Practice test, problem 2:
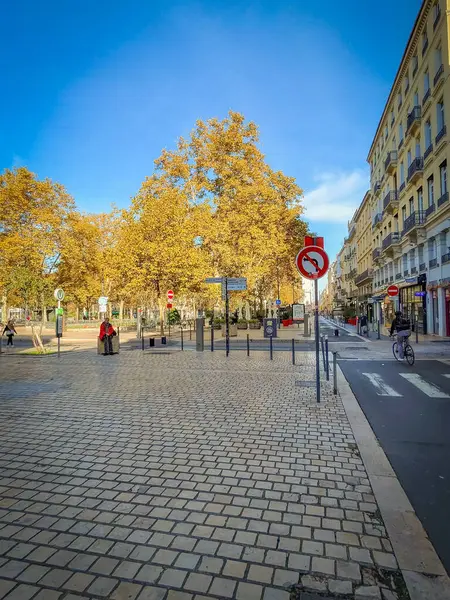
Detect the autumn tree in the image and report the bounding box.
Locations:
[0,167,74,320]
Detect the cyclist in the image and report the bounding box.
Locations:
[389,310,411,359]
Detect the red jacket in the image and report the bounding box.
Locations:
[99,322,116,340]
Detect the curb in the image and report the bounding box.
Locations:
[337,365,450,599]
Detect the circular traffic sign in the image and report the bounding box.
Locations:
[275,299,281,305]
[296,246,329,279]
[54,288,65,301]
[167,290,174,300]
[387,285,399,297]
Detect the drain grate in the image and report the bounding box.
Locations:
[295,381,316,388]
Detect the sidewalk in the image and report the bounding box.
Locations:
[0,350,448,599]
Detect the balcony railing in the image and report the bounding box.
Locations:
[398,138,404,150]
[373,181,381,194]
[372,213,383,228]
[437,191,449,207]
[384,151,398,172]
[419,262,426,271]
[429,258,438,268]
[403,269,409,276]
[383,190,398,211]
[442,253,450,264]
[424,144,433,160]
[355,269,374,285]
[433,8,441,30]
[399,181,406,193]
[434,64,444,86]
[382,231,401,250]
[407,157,424,182]
[436,125,447,145]
[425,203,436,217]
[389,275,394,282]
[406,106,421,133]
[395,273,402,280]
[402,210,426,234]
[411,266,418,274]
[422,88,431,105]
[372,248,381,261]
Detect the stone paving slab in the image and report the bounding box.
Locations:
[0,352,408,599]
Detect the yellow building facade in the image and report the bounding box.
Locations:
[354,192,374,318]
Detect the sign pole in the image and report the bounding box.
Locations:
[225,277,230,357]
[314,278,321,403]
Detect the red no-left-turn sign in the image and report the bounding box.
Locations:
[387,285,399,297]
[296,246,329,279]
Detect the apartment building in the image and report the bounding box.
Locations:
[354,192,374,319]
[343,217,358,311]
[367,0,450,335]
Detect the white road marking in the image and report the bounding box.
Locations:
[362,373,402,397]
[443,374,450,379]
[400,373,450,398]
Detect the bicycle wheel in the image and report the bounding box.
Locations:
[405,344,415,365]
[392,342,400,361]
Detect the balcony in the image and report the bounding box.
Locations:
[406,106,421,136]
[422,88,431,107]
[402,210,426,236]
[404,270,409,277]
[411,266,418,274]
[424,144,433,161]
[382,231,401,256]
[429,258,438,269]
[372,213,383,230]
[372,247,382,262]
[395,272,402,280]
[385,151,398,174]
[355,269,374,286]
[436,125,447,147]
[433,7,441,30]
[383,190,399,214]
[442,253,450,264]
[437,191,449,207]
[434,64,444,88]
[407,157,424,184]
[373,181,381,195]
[425,203,436,217]
[389,275,394,282]
[419,262,426,271]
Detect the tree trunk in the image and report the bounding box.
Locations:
[42,293,47,323]
[159,298,165,335]
[76,306,79,321]
[119,299,124,321]
[1,295,7,322]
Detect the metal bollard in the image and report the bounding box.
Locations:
[325,337,329,381]
[333,351,338,395]
[292,338,295,365]
[321,335,326,370]
[377,321,381,340]
[189,323,192,341]
[247,333,250,357]
[211,323,214,352]
[415,319,419,344]
[141,328,145,351]
[181,327,184,351]
[269,336,273,360]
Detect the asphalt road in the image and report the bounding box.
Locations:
[339,359,450,576]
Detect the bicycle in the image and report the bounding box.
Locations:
[391,333,415,365]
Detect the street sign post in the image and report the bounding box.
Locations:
[56,314,63,359]
[295,242,330,403]
[387,285,399,297]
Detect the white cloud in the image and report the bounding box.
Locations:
[302,170,369,223]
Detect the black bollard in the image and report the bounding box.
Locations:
[325,337,329,381]
[270,336,273,360]
[247,333,250,357]
[292,338,295,365]
[181,327,184,351]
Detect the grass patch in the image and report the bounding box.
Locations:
[19,348,57,356]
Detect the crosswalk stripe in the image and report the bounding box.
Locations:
[362,373,402,397]
[400,373,450,398]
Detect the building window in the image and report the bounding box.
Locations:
[437,99,445,132]
[409,197,414,215]
[422,31,429,55]
[424,70,430,93]
[413,90,419,107]
[428,175,434,206]
[440,160,447,194]
[415,138,421,157]
[425,120,432,148]
[399,122,404,142]
[407,150,412,167]
[400,162,405,185]
[418,187,424,212]
[402,205,407,226]
[412,55,418,76]
[398,92,403,108]
[391,110,395,125]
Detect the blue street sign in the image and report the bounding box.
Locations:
[275,299,281,305]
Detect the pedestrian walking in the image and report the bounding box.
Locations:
[359,314,368,336]
[2,320,17,346]
[99,317,117,355]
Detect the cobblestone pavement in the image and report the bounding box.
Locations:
[0,352,407,599]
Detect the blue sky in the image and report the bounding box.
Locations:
[2,0,422,263]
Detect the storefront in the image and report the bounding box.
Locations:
[399,275,427,334]
[428,278,450,337]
